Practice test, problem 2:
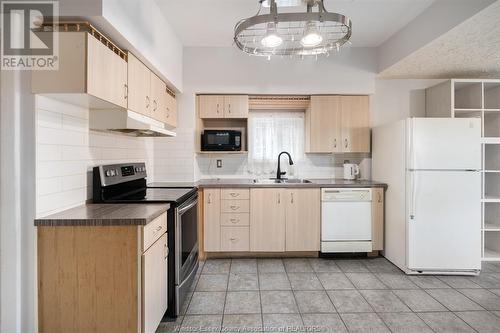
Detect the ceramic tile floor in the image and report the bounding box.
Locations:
[157,258,500,333]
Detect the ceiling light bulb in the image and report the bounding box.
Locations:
[301,21,323,48]
[261,22,282,48]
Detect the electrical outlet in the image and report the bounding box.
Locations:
[216,159,222,168]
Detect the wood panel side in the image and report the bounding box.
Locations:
[372,188,385,251]
[37,226,139,333]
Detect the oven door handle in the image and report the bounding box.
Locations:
[178,198,198,215]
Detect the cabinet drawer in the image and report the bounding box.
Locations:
[143,212,167,251]
[221,227,250,252]
[221,189,250,200]
[221,200,250,213]
[221,213,250,226]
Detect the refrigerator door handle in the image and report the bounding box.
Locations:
[410,171,416,220]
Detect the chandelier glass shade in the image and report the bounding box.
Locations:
[234,0,352,57]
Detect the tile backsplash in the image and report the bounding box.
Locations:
[196,153,371,180]
[35,96,155,217]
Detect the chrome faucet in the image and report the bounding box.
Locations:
[276,151,294,180]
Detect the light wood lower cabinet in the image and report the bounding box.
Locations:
[372,187,384,251]
[221,227,250,251]
[285,189,321,251]
[37,212,169,333]
[203,188,221,252]
[250,188,286,252]
[142,233,168,333]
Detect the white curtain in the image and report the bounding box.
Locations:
[248,111,305,177]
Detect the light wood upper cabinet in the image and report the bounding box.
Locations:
[307,96,342,153]
[372,187,384,251]
[32,32,127,109]
[203,189,221,252]
[306,95,370,153]
[149,73,165,121]
[224,95,249,118]
[199,95,249,119]
[164,91,177,128]
[340,95,370,153]
[285,189,320,251]
[199,95,225,118]
[142,233,168,333]
[87,34,127,108]
[250,189,286,252]
[127,52,151,117]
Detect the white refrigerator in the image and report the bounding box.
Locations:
[372,118,482,275]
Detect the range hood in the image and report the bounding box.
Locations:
[89,109,176,137]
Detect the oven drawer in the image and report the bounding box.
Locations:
[221,189,250,200]
[221,200,250,213]
[221,213,250,226]
[221,227,250,252]
[143,212,168,252]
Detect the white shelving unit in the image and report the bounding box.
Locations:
[427,79,500,262]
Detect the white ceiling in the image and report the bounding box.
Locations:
[156,0,435,48]
[378,1,500,78]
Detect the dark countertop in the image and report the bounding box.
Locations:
[35,203,170,227]
[195,178,387,189]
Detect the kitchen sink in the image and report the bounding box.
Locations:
[253,178,312,184]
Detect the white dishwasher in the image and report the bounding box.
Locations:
[321,188,373,253]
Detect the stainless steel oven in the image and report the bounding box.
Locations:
[174,192,199,315]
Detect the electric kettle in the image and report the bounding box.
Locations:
[343,161,360,180]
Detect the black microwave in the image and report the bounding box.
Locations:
[202,130,242,151]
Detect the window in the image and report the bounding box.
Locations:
[248,111,304,176]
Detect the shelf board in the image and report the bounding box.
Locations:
[484,223,500,231]
[484,109,500,112]
[482,196,500,202]
[454,108,483,112]
[484,170,500,173]
[482,138,500,144]
[196,151,248,155]
[483,248,500,261]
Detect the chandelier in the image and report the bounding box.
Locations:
[234,0,352,58]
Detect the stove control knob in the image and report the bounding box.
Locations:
[113,169,118,176]
[105,170,112,177]
[135,167,139,172]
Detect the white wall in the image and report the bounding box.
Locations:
[153,46,378,182]
[100,0,183,90]
[36,96,156,217]
[372,79,445,128]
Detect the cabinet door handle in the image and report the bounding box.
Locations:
[230,218,239,224]
[344,138,348,149]
[278,193,281,204]
[216,103,220,114]
[164,243,169,259]
[378,192,382,203]
[146,96,150,108]
[230,205,239,210]
[208,193,211,204]
[124,84,128,100]
[230,192,239,197]
[166,107,170,118]
[229,238,238,242]
[333,138,337,148]
[228,103,231,114]
[291,192,294,204]
[153,100,157,112]
[155,225,162,232]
